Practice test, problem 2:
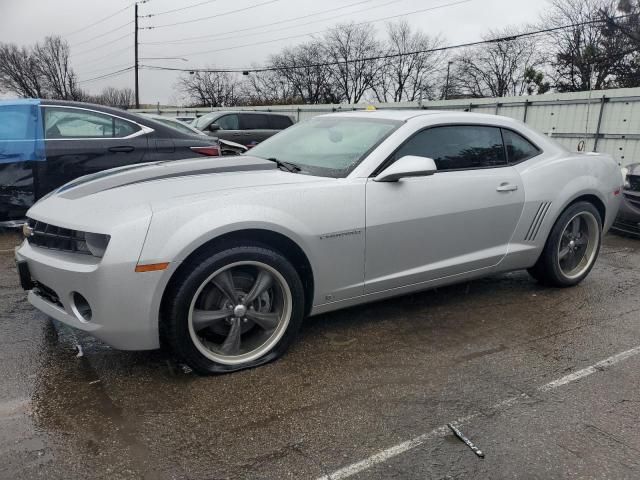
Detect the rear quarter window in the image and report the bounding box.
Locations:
[240,114,269,130]
[502,129,541,164]
[269,114,293,129]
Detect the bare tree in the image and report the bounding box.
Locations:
[0,44,46,98]
[600,0,640,87]
[270,41,340,103]
[374,21,446,102]
[34,36,82,100]
[93,87,135,108]
[451,28,546,98]
[176,69,241,107]
[0,36,83,100]
[542,0,622,92]
[241,69,298,105]
[323,23,383,103]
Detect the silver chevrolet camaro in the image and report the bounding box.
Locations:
[15,110,623,374]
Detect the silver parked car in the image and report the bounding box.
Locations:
[15,111,623,374]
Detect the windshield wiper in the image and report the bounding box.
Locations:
[266,157,301,173]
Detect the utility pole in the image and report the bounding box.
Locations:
[134,2,140,109]
[443,61,453,100]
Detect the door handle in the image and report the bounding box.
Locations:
[108,146,134,153]
[496,183,518,192]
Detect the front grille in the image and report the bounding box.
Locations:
[26,218,90,255]
[33,282,63,307]
[628,175,640,192]
[624,193,640,210]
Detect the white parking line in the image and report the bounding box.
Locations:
[538,345,640,391]
[316,345,640,480]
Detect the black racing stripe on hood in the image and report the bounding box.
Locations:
[57,156,277,200]
[108,160,277,190]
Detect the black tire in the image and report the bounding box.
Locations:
[528,201,602,287]
[162,245,305,375]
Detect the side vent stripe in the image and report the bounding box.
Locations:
[531,202,552,241]
[525,203,545,241]
[525,202,552,242]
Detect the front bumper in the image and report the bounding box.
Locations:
[15,227,167,351]
[612,192,640,237]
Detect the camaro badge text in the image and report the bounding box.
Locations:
[319,230,362,240]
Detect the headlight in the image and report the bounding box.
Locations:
[85,232,110,258]
[25,218,110,258]
[625,175,631,189]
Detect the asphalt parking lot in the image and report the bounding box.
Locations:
[1,231,640,480]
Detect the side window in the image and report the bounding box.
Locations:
[43,107,139,139]
[115,118,140,137]
[269,114,293,129]
[240,113,269,130]
[394,125,506,171]
[216,114,239,130]
[502,129,540,163]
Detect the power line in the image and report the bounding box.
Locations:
[141,0,394,46]
[149,0,471,58]
[143,0,220,17]
[69,21,133,49]
[71,31,133,57]
[76,62,134,77]
[65,3,132,36]
[75,45,133,67]
[144,0,283,29]
[140,14,634,75]
[78,66,134,84]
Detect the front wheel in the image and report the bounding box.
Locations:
[163,245,305,374]
[528,201,602,287]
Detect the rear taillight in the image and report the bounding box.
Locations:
[190,145,220,156]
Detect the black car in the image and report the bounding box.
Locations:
[612,163,640,237]
[0,99,223,225]
[192,111,294,147]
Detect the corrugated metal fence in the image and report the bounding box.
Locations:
[134,87,640,167]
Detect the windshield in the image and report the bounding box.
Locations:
[248,116,401,178]
[193,113,217,130]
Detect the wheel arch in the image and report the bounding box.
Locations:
[160,228,315,321]
[563,193,606,225]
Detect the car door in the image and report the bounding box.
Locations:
[364,125,525,294]
[38,106,148,197]
[239,113,271,146]
[208,113,242,143]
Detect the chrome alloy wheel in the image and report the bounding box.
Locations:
[557,211,600,280]
[187,261,292,365]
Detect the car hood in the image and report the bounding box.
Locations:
[55,155,279,200]
[27,156,327,230]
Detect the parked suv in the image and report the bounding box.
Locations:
[192,111,294,147]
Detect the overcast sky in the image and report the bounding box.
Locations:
[0,0,548,105]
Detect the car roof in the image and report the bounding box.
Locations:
[200,110,291,117]
[322,109,526,126]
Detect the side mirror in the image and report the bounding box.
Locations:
[208,123,220,132]
[374,155,438,182]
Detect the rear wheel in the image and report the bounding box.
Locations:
[164,245,305,374]
[528,201,602,287]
